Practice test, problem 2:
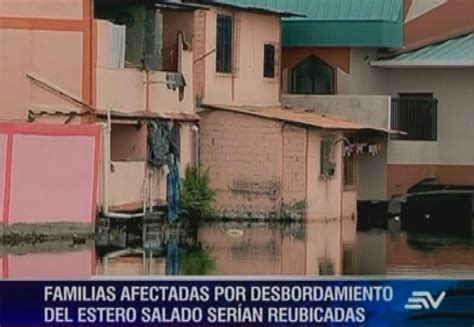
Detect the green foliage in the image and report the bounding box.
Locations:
[179,246,215,275]
[179,165,217,221]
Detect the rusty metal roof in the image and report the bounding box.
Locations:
[95,110,200,122]
[201,104,399,133]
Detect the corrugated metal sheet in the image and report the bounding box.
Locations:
[372,33,474,67]
[203,0,401,21]
[283,0,402,22]
[395,33,474,61]
[281,0,403,47]
[283,20,402,47]
[202,104,399,133]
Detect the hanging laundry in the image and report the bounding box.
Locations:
[344,145,352,157]
[148,120,180,167]
[167,161,181,224]
[166,236,179,275]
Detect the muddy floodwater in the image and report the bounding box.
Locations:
[1,220,474,278]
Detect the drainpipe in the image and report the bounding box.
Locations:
[101,109,146,219]
[192,124,200,165]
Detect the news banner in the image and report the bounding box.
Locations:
[0,279,473,326]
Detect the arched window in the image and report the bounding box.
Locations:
[291,55,335,94]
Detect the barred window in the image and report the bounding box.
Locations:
[216,14,232,73]
[263,44,275,78]
[391,93,438,141]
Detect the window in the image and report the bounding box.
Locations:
[391,93,438,141]
[216,14,232,73]
[320,139,336,178]
[292,55,334,94]
[263,44,275,78]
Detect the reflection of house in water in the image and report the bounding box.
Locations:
[198,220,357,276]
[0,244,94,278]
[385,233,474,276]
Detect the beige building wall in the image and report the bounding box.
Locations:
[197,6,281,107]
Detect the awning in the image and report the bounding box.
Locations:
[200,104,402,134]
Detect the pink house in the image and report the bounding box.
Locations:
[0,0,202,232]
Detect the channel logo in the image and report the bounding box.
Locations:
[404,291,446,310]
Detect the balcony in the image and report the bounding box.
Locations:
[95,19,194,117]
[281,94,391,130]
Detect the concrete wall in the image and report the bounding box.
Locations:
[282,95,391,130]
[197,7,280,107]
[381,68,474,195]
[200,110,284,218]
[200,110,351,220]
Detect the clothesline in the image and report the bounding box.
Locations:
[344,143,382,157]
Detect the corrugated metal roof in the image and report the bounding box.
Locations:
[282,0,402,22]
[201,104,399,133]
[371,33,474,68]
[281,0,404,47]
[283,20,402,47]
[199,0,401,21]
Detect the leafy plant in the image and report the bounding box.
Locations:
[179,165,216,221]
[179,246,215,275]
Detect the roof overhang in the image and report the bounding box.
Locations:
[200,104,402,134]
[371,59,474,68]
[95,110,200,122]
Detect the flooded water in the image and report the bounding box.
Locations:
[2,219,474,278]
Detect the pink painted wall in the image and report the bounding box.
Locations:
[306,130,344,221]
[0,28,83,120]
[5,250,93,278]
[10,135,95,223]
[198,7,280,107]
[96,20,195,115]
[1,123,99,224]
[0,0,83,20]
[0,134,5,216]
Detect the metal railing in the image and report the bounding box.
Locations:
[390,97,438,141]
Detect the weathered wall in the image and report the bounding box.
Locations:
[281,125,307,217]
[200,110,284,218]
[197,7,280,106]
